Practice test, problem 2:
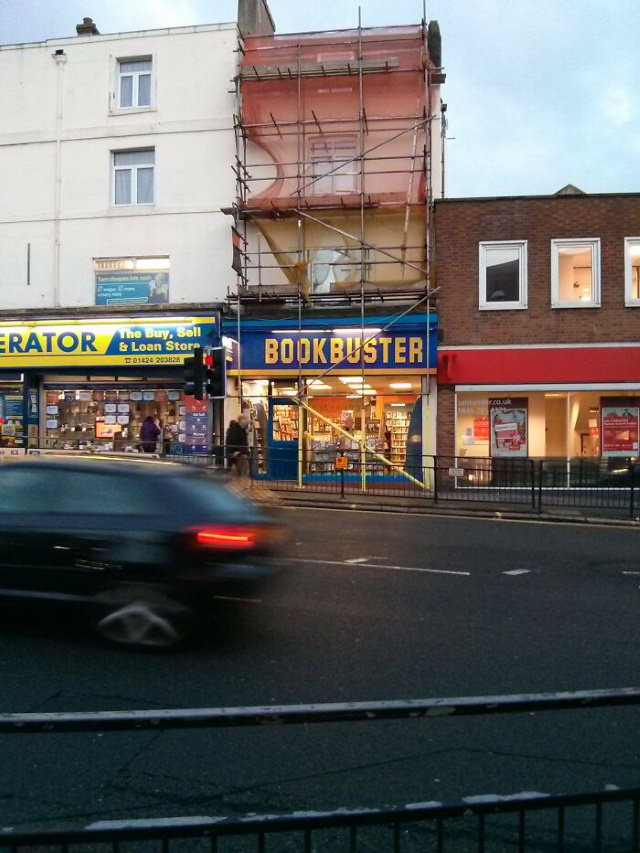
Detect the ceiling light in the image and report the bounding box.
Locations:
[389,382,413,389]
[308,381,331,389]
[340,377,368,385]
[390,403,406,407]
[333,327,381,335]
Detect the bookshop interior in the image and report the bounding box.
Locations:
[240,374,422,476]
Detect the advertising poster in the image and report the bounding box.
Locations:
[473,416,490,440]
[601,405,639,457]
[95,271,170,306]
[489,398,528,457]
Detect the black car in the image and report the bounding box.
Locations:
[0,455,285,648]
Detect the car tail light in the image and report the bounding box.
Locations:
[189,524,282,551]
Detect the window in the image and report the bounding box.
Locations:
[479,241,527,310]
[551,238,600,307]
[118,58,152,109]
[624,238,640,306]
[113,149,154,206]
[309,137,358,194]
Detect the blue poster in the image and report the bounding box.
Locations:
[96,271,170,306]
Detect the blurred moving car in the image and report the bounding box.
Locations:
[0,455,286,648]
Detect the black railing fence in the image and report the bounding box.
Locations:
[200,449,640,517]
[22,447,640,517]
[1,688,640,851]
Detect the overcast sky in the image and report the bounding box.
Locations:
[2,0,638,198]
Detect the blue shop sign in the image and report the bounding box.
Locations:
[224,316,437,375]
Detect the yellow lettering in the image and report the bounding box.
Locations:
[280,338,294,364]
[408,337,423,363]
[346,337,361,364]
[313,338,327,363]
[394,337,407,364]
[330,337,344,364]
[297,338,311,364]
[265,338,279,364]
[363,339,377,364]
[378,337,392,362]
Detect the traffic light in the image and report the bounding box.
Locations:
[183,346,205,400]
[205,346,226,398]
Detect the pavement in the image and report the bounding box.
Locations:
[251,484,640,527]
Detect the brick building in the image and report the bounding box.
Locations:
[434,190,640,464]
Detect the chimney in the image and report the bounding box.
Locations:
[76,17,100,36]
[237,0,275,37]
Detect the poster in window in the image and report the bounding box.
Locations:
[601,405,639,457]
[489,398,528,457]
[95,271,169,306]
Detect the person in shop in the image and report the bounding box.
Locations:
[225,413,250,476]
[139,415,161,453]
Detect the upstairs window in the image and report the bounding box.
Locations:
[479,241,528,310]
[309,137,358,195]
[624,238,640,306]
[551,238,600,308]
[118,58,152,109]
[113,149,154,206]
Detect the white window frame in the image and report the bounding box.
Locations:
[624,237,640,306]
[478,240,528,310]
[112,149,155,207]
[111,55,155,114]
[551,238,601,308]
[309,136,358,195]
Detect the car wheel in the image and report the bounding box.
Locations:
[91,587,195,649]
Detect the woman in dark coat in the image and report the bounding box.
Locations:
[139,416,161,453]
[225,414,249,475]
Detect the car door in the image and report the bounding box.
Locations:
[0,462,170,603]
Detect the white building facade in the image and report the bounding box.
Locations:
[0,18,239,452]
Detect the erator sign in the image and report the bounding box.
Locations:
[0,317,217,368]
[264,335,424,366]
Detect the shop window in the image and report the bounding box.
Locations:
[113,149,154,206]
[479,241,527,310]
[551,238,600,308]
[309,137,358,195]
[116,57,153,110]
[94,256,169,306]
[624,238,640,306]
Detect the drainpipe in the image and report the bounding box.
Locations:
[52,49,67,308]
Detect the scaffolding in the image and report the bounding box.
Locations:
[226,14,445,486]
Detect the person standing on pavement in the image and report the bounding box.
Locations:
[139,415,161,453]
[225,413,250,476]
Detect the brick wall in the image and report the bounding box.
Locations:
[433,193,640,347]
[433,192,640,458]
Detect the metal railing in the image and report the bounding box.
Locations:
[1,688,640,851]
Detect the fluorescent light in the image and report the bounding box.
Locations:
[340,377,368,385]
[308,380,331,389]
[346,394,362,398]
[333,327,381,335]
[389,382,413,390]
[361,389,376,395]
[390,403,406,407]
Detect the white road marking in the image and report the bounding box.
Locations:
[622,571,640,576]
[285,557,470,576]
[503,569,531,576]
[345,557,374,563]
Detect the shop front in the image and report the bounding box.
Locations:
[439,343,640,481]
[224,314,438,482]
[0,315,218,454]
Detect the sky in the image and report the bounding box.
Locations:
[1,0,638,199]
